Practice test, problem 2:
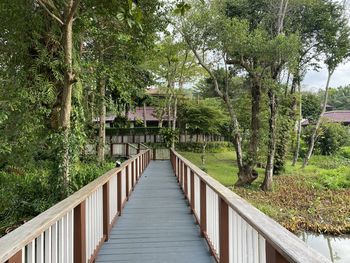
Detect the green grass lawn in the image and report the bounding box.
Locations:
[179,149,350,234]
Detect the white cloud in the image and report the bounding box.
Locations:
[303,62,350,91]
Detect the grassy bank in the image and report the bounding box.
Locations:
[179,150,350,235]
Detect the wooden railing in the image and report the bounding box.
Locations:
[110,143,139,157]
[0,150,151,263]
[170,150,330,263]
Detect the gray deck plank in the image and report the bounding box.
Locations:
[95,160,214,263]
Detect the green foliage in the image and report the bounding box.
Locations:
[178,99,228,136]
[0,160,114,237]
[339,146,350,159]
[300,123,350,157]
[0,162,57,237]
[317,123,350,155]
[70,161,115,192]
[160,128,179,148]
[302,92,322,122]
[176,142,233,153]
[327,85,350,110]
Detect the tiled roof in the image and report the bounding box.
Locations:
[94,107,172,122]
[322,110,350,123]
[128,106,172,121]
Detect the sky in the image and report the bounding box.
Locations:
[303,62,350,91]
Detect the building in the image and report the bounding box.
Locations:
[301,110,350,126]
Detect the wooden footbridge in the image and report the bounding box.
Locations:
[0,149,330,263]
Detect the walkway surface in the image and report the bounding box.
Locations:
[96,160,214,263]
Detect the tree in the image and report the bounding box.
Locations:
[303,6,350,167]
[327,85,350,110]
[178,99,228,165]
[175,0,299,190]
[301,93,322,122]
[145,35,201,147]
[289,0,350,165]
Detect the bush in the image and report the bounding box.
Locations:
[175,141,232,153]
[339,146,350,159]
[317,123,350,155]
[0,166,56,237]
[70,161,115,192]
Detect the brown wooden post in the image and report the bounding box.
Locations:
[181,162,185,190]
[126,165,129,200]
[178,160,182,184]
[176,158,179,180]
[126,143,129,157]
[266,242,289,263]
[219,198,229,263]
[184,165,188,197]
[137,143,140,154]
[103,182,110,240]
[136,158,139,180]
[190,170,195,212]
[6,250,22,263]
[117,171,122,215]
[153,148,156,160]
[74,200,86,263]
[200,180,207,236]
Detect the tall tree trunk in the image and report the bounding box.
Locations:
[38,0,80,194]
[60,2,76,189]
[303,70,332,167]
[201,137,207,166]
[247,79,261,169]
[292,80,302,166]
[97,79,106,163]
[261,89,277,191]
[182,39,256,185]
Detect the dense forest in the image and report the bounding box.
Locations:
[1,0,350,237]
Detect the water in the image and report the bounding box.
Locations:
[298,232,350,263]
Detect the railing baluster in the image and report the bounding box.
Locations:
[184,164,188,198]
[103,182,110,240]
[27,240,35,263]
[126,165,130,199]
[131,160,135,189]
[190,170,195,212]
[36,233,44,263]
[44,228,52,263]
[117,171,122,215]
[200,180,207,236]
[219,198,229,263]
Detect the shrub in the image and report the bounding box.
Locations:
[317,123,350,155]
[339,146,350,159]
[160,128,179,148]
[70,161,115,192]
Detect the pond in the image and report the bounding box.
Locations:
[298,232,350,263]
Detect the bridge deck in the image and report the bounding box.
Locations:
[96,160,214,263]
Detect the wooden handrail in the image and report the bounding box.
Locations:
[0,150,151,263]
[171,149,330,263]
[127,143,139,150]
